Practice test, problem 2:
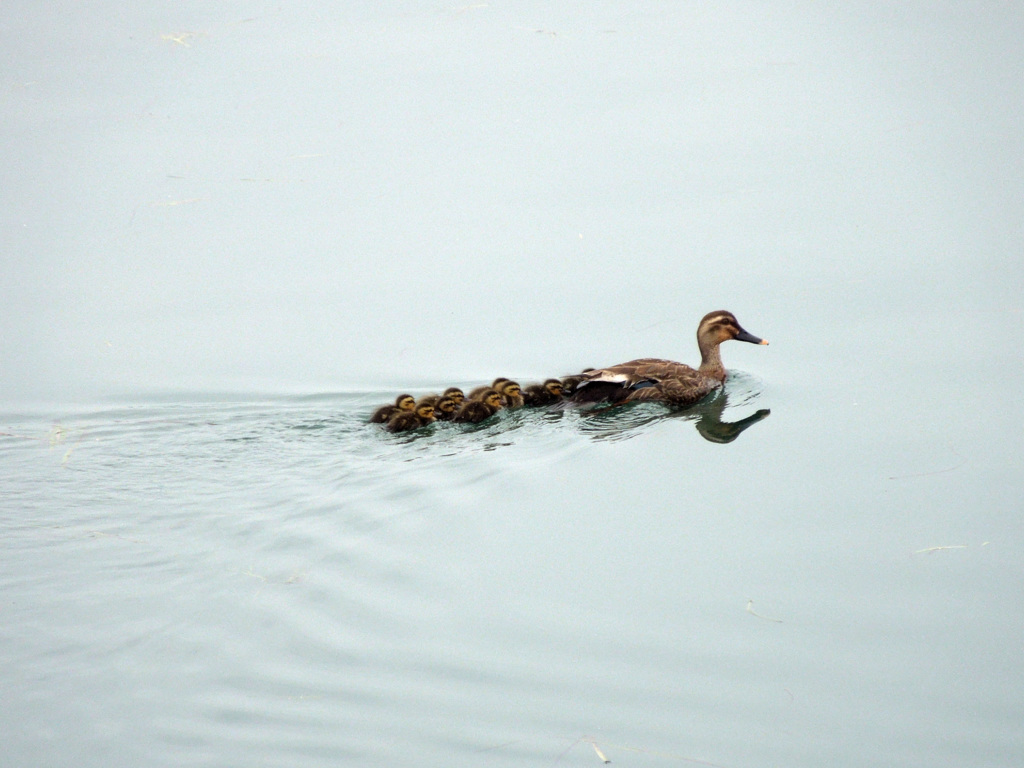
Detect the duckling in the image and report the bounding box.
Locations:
[523,378,564,406]
[386,402,436,433]
[433,395,459,421]
[495,379,524,409]
[369,393,417,423]
[467,378,513,400]
[559,369,594,397]
[416,394,440,409]
[453,389,504,423]
[466,382,499,401]
[572,311,768,407]
[442,387,465,406]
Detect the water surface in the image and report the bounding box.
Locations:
[4,365,1023,767]
[3,2,1024,766]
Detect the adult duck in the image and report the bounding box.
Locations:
[572,311,768,407]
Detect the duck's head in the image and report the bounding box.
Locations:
[415,403,436,421]
[491,377,510,391]
[698,311,768,347]
[396,394,416,411]
[498,380,521,399]
[443,387,465,405]
[435,396,458,417]
[543,379,564,397]
[478,389,503,410]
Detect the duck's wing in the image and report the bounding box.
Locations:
[575,358,719,406]
[572,358,680,403]
[581,358,693,387]
[624,373,718,406]
[623,360,722,405]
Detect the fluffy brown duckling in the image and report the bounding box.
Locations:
[495,379,524,409]
[369,393,416,424]
[559,369,594,397]
[466,379,508,402]
[386,402,436,433]
[523,378,564,406]
[572,311,768,407]
[453,389,504,423]
[443,387,465,406]
[433,395,459,421]
[465,385,489,401]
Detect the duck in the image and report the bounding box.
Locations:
[571,311,768,407]
[559,369,594,397]
[433,395,459,421]
[369,393,416,424]
[465,385,489,401]
[467,378,511,402]
[386,402,437,433]
[442,387,465,406]
[523,378,564,406]
[453,389,504,423]
[494,380,524,409]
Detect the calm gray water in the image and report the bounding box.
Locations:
[3,2,1024,766]
[4,359,1023,767]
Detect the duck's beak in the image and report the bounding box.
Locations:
[736,329,768,345]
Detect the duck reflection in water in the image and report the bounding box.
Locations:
[574,384,770,444]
